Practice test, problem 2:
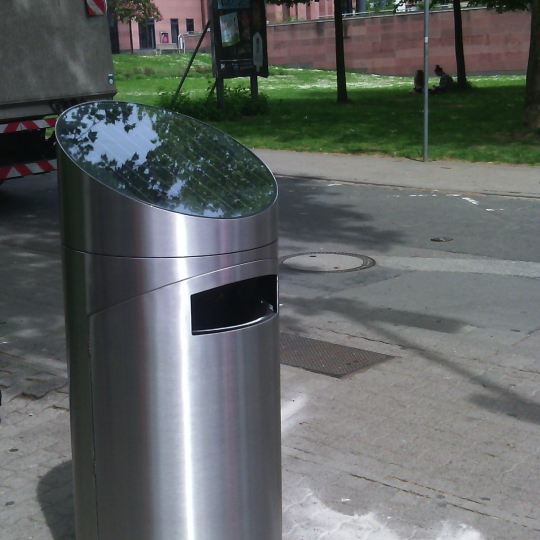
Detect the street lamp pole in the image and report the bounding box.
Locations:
[423,0,429,162]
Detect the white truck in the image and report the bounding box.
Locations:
[0,1,117,184]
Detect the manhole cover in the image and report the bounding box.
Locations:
[280,333,393,377]
[431,237,453,243]
[280,252,375,273]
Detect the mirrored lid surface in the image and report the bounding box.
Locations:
[56,101,277,218]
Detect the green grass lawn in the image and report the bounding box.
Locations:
[113,54,539,165]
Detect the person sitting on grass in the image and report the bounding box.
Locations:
[409,69,424,94]
[430,64,454,93]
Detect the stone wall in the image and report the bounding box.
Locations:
[267,8,531,76]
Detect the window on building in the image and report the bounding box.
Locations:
[342,0,353,14]
[171,18,179,45]
[186,18,194,33]
[139,18,156,49]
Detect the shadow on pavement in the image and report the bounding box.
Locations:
[469,393,540,425]
[281,292,540,426]
[37,460,75,540]
[280,288,468,335]
[377,319,540,426]
[278,177,405,250]
[0,175,66,363]
[0,175,60,254]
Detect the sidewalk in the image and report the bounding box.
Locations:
[254,149,540,198]
[271,154,540,540]
[1,155,540,540]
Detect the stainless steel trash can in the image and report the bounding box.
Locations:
[56,101,281,540]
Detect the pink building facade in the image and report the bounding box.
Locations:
[115,3,531,76]
[265,0,335,23]
[116,0,210,51]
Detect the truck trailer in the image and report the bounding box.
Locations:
[0,0,117,184]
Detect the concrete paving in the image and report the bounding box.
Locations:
[1,153,540,540]
[254,149,540,198]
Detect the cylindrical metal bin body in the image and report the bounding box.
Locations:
[56,102,281,540]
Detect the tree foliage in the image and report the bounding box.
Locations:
[108,0,162,54]
[108,0,162,24]
[469,0,529,13]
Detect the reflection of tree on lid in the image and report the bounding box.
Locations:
[56,102,276,218]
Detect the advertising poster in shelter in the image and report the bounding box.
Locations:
[210,0,269,79]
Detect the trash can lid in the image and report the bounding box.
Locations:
[56,101,277,219]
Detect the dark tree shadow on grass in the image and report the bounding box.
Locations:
[236,85,537,163]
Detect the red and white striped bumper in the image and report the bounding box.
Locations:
[86,0,106,16]
[0,118,57,180]
[0,118,56,134]
[0,161,57,181]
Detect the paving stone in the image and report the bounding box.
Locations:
[4,174,540,540]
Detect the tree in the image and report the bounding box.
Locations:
[334,0,349,102]
[108,0,162,54]
[267,0,349,102]
[525,0,540,128]
[394,0,468,87]
[451,0,468,88]
[470,0,538,129]
[411,0,468,88]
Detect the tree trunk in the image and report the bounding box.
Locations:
[129,20,134,54]
[334,0,348,103]
[524,0,540,129]
[452,0,467,88]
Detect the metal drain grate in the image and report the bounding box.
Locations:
[280,333,393,378]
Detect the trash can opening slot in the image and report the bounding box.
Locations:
[191,275,277,335]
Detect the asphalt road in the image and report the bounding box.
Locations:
[277,175,540,341]
[2,172,540,360]
[278,175,540,263]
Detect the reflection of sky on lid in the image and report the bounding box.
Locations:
[56,101,277,218]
